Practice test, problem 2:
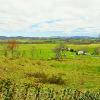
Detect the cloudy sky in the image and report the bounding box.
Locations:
[0,0,100,37]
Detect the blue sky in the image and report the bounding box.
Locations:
[0,0,100,37]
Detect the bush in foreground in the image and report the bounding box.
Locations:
[0,79,100,100]
[25,72,66,85]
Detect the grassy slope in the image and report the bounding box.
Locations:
[0,43,100,91]
[0,56,100,90]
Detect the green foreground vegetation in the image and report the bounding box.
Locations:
[0,42,100,99]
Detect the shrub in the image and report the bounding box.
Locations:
[25,72,66,85]
[93,47,100,55]
[47,75,66,85]
[0,79,15,100]
[25,72,47,79]
[0,79,100,100]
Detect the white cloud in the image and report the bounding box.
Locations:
[0,0,100,36]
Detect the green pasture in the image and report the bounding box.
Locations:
[0,43,100,59]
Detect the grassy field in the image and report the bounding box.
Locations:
[0,43,100,88]
[0,43,100,99]
[0,43,100,59]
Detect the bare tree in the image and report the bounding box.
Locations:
[7,40,18,57]
[53,43,65,60]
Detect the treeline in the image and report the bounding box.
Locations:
[0,41,55,44]
[0,37,100,44]
[65,38,100,44]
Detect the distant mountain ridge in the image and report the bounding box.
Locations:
[0,36,98,40]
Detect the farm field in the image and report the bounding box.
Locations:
[0,43,100,99]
